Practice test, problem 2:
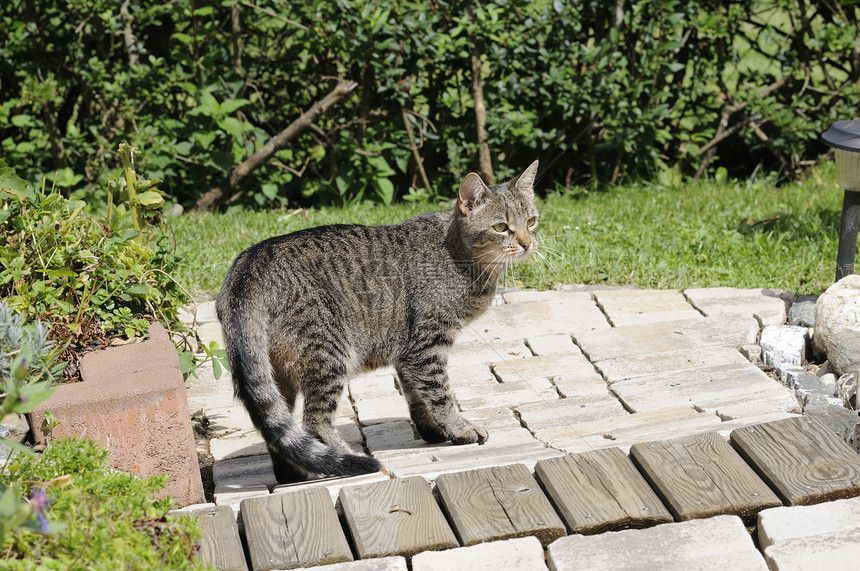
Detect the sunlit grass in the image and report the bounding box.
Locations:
[166,167,846,297]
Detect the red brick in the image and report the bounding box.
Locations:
[30,323,204,506]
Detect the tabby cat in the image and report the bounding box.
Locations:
[216,160,540,482]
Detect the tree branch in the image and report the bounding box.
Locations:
[470,44,494,185]
[194,80,357,211]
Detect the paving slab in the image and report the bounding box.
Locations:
[364,420,434,457]
[349,373,399,401]
[546,515,768,571]
[461,406,524,430]
[412,536,547,571]
[594,346,750,383]
[611,362,801,416]
[525,333,579,356]
[536,407,728,454]
[272,472,392,506]
[314,556,408,571]
[575,314,759,362]
[758,496,860,569]
[684,287,788,326]
[184,362,235,407]
[456,377,559,410]
[457,295,609,343]
[593,288,703,326]
[213,454,278,494]
[388,427,561,480]
[354,395,411,426]
[516,393,627,432]
[210,429,267,461]
[492,353,602,387]
[205,403,257,437]
[446,363,499,389]
[196,321,225,348]
[553,373,613,399]
[449,339,532,366]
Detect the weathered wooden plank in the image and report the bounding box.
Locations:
[195,505,249,571]
[240,487,353,570]
[534,448,673,534]
[435,463,565,546]
[339,476,459,559]
[629,431,781,522]
[731,415,860,506]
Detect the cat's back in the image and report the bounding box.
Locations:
[221,210,451,296]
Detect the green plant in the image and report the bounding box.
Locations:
[1,1,857,209]
[0,437,208,569]
[0,154,223,380]
[0,303,63,547]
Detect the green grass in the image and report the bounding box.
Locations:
[165,167,847,297]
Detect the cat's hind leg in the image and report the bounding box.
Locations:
[301,378,355,454]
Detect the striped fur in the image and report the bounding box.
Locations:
[216,161,540,481]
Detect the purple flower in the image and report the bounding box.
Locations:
[29,487,51,533]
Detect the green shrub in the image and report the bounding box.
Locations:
[0,437,208,570]
[1,1,856,208]
[0,153,224,379]
[0,158,183,341]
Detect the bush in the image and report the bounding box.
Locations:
[0,153,218,380]
[1,1,857,208]
[0,437,207,569]
[0,157,180,331]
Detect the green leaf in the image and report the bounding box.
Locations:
[261,183,279,201]
[194,131,217,149]
[220,98,251,115]
[125,284,151,295]
[10,382,55,414]
[374,178,395,205]
[171,32,194,45]
[136,190,164,207]
[11,115,33,127]
[218,116,244,140]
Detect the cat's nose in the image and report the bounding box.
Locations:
[518,233,532,250]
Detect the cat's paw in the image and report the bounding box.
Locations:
[448,422,488,445]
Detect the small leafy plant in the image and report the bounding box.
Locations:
[0,437,208,569]
[0,303,62,546]
[0,151,224,380]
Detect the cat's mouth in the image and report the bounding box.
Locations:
[511,241,537,263]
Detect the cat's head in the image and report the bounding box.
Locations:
[456,160,539,265]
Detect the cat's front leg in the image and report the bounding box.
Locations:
[395,356,488,445]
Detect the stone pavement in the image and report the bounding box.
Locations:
[178,286,860,569]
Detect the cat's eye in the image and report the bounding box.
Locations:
[492,222,509,233]
[527,217,538,227]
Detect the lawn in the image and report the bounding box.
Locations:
[165,166,846,297]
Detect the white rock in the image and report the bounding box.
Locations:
[759,324,808,370]
[813,275,860,375]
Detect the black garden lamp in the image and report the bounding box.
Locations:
[822,120,860,282]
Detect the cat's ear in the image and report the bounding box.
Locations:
[511,160,539,197]
[458,172,490,217]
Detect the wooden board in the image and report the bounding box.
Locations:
[195,505,249,571]
[534,448,673,534]
[241,488,353,570]
[339,476,459,559]
[630,431,781,522]
[435,463,565,546]
[731,415,860,505]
